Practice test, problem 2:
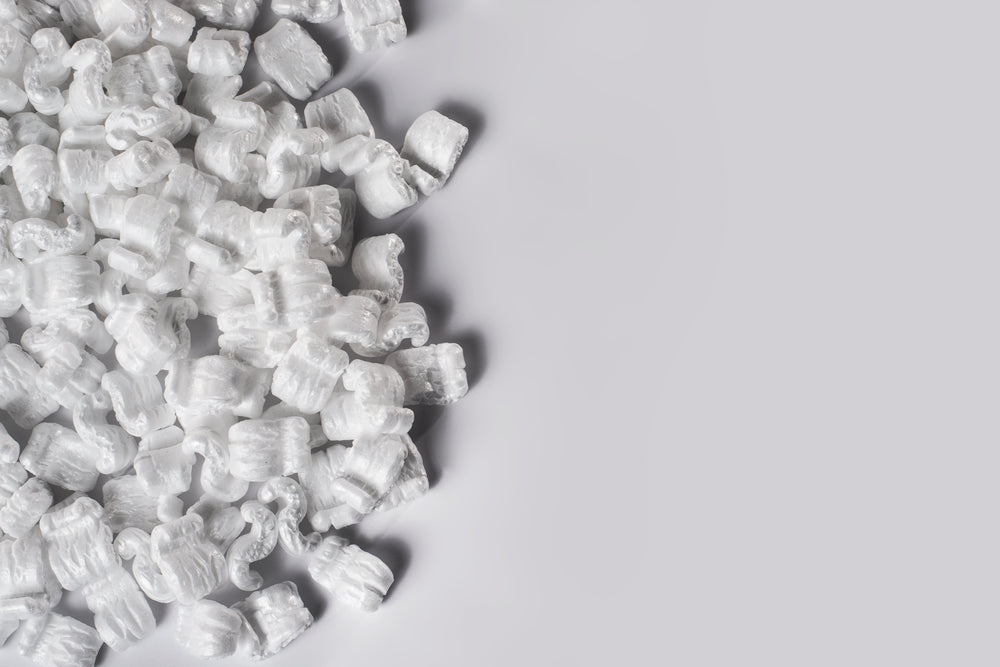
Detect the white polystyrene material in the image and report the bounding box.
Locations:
[342,0,407,52]
[258,477,320,556]
[226,500,277,592]
[38,496,118,591]
[308,536,393,612]
[0,6,473,661]
[0,528,62,618]
[150,514,226,605]
[18,613,102,667]
[232,581,313,660]
[176,600,244,658]
[253,19,331,100]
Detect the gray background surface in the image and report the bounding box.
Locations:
[11,1,1000,665]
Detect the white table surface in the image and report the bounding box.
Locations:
[7,1,1000,666]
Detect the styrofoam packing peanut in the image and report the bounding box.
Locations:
[0,461,26,512]
[342,0,407,53]
[34,340,107,410]
[181,264,253,317]
[375,433,430,511]
[350,301,430,357]
[320,360,413,441]
[114,527,175,603]
[194,98,264,183]
[0,424,17,464]
[320,433,409,529]
[0,222,24,318]
[133,425,194,498]
[228,416,311,482]
[105,137,180,190]
[232,581,313,660]
[150,514,227,604]
[159,164,221,235]
[165,355,269,420]
[258,127,327,199]
[273,0,340,23]
[38,496,118,590]
[253,18,331,101]
[22,254,100,318]
[340,138,417,219]
[22,28,70,116]
[21,308,113,359]
[261,401,328,448]
[20,422,100,491]
[10,215,94,261]
[245,207,312,272]
[258,477,320,556]
[234,81,298,156]
[186,497,246,553]
[188,27,250,77]
[0,528,62,618]
[249,258,340,330]
[123,240,190,296]
[105,93,202,150]
[17,612,102,667]
[74,390,137,475]
[106,194,178,279]
[386,342,470,405]
[401,110,471,195]
[9,112,58,152]
[0,24,32,114]
[62,38,116,125]
[104,293,197,375]
[92,0,152,58]
[304,88,374,172]
[351,232,405,306]
[101,369,176,437]
[149,0,196,48]
[218,326,296,369]
[0,345,58,429]
[271,331,349,414]
[308,535,393,612]
[0,477,51,539]
[82,564,155,651]
[274,185,357,267]
[102,475,171,534]
[11,144,57,217]
[226,499,277,592]
[185,199,256,273]
[175,599,244,659]
[181,72,241,122]
[179,0,262,31]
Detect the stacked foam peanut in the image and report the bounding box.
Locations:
[0,1,471,665]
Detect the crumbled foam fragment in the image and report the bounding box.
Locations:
[18,613,102,667]
[176,600,244,658]
[150,514,227,604]
[272,0,340,23]
[0,477,52,538]
[0,528,63,617]
[253,18,332,100]
[226,500,277,591]
[386,343,470,405]
[21,423,100,492]
[233,581,313,660]
[82,564,155,651]
[342,0,407,52]
[228,417,311,481]
[401,110,470,195]
[38,497,118,590]
[308,536,394,612]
